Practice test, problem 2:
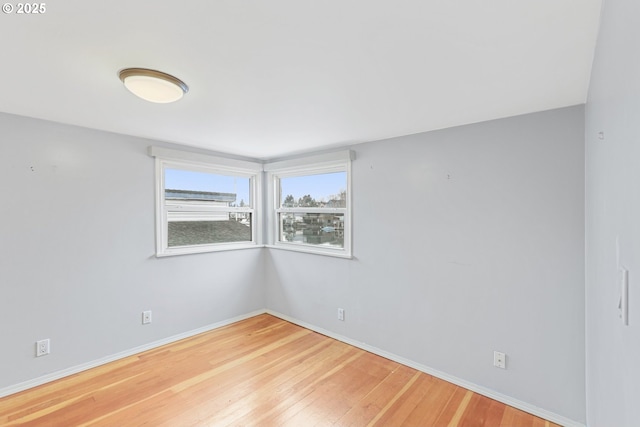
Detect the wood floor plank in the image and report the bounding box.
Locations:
[458,393,503,427]
[447,389,474,427]
[205,346,357,424]
[231,349,365,426]
[501,405,537,427]
[366,370,421,426]
[367,373,437,426]
[402,377,460,426]
[432,386,471,426]
[0,314,562,427]
[300,356,413,426]
[330,363,416,426]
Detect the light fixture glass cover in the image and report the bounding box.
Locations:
[119,68,188,103]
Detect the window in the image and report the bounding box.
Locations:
[149,147,261,256]
[267,151,353,258]
[149,147,352,258]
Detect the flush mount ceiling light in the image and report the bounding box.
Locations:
[118,68,189,103]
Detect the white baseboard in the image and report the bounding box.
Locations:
[0,309,267,399]
[266,310,585,427]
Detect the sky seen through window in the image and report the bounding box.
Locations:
[165,169,346,206]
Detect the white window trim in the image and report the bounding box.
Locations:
[149,147,263,257]
[148,147,354,258]
[266,150,354,258]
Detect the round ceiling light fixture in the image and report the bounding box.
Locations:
[118,68,189,103]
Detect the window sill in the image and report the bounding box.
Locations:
[265,244,353,259]
[156,242,263,257]
[155,243,354,259]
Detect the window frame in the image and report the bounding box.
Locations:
[149,147,262,257]
[266,150,353,258]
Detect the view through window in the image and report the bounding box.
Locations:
[277,171,347,250]
[165,168,253,247]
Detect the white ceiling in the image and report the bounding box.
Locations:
[0,0,602,159]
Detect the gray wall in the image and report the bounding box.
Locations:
[266,106,586,423]
[0,113,266,390]
[585,0,640,425]
[0,106,587,423]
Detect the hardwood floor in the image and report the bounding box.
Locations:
[0,314,560,426]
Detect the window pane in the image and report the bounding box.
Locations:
[165,168,250,207]
[280,172,346,208]
[279,212,344,248]
[168,213,252,247]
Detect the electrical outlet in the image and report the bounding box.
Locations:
[337,308,345,321]
[142,310,152,325]
[493,351,506,369]
[36,339,50,357]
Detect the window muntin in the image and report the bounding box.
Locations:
[155,159,258,256]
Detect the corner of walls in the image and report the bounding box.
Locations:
[265,106,586,424]
[0,113,266,392]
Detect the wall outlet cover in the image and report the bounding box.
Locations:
[493,351,506,369]
[142,310,152,325]
[36,339,50,357]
